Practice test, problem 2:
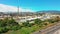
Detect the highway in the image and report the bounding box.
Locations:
[33,21,60,34]
[16,16,51,23]
[16,17,42,22]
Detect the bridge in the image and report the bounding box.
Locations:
[32,21,60,34]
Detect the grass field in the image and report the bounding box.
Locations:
[5,23,58,34]
[5,25,43,34]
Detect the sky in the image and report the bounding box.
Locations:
[0,0,60,12]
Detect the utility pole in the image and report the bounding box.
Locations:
[17,0,19,18]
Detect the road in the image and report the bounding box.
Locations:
[16,16,51,23]
[16,17,42,22]
[33,21,60,34]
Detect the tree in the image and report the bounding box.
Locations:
[34,19,42,24]
[0,27,9,33]
[6,18,21,31]
[22,21,29,27]
[55,16,60,22]
[0,17,21,33]
[11,25,21,31]
[0,19,6,27]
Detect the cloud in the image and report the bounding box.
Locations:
[0,4,33,12]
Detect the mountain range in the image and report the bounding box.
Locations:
[0,10,60,16]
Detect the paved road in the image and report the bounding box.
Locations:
[16,17,42,22]
[33,21,60,34]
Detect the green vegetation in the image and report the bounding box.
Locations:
[0,16,60,34]
[34,19,42,24]
[0,18,21,34]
